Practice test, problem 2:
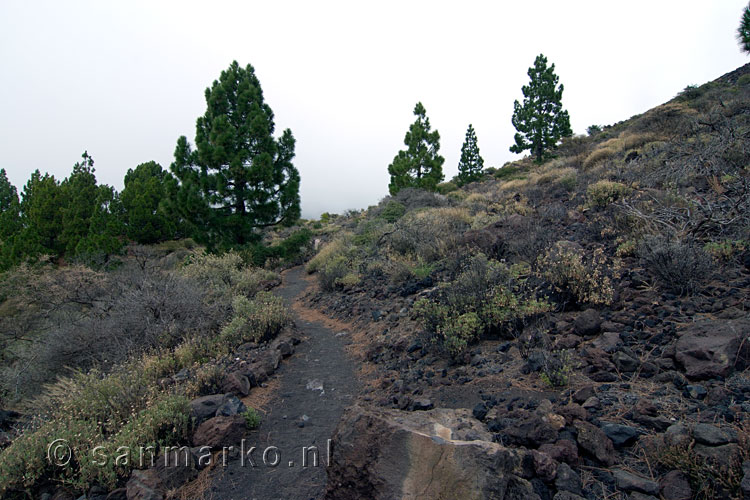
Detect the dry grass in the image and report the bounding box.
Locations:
[241,376,280,415]
[169,452,225,500]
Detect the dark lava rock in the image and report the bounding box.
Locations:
[613,469,659,495]
[600,422,640,448]
[659,470,692,500]
[410,398,434,411]
[692,423,735,446]
[555,462,582,495]
[574,309,602,337]
[684,384,707,399]
[472,402,488,421]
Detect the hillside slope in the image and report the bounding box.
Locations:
[307,64,750,500]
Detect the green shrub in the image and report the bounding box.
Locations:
[616,240,637,257]
[414,254,550,357]
[181,250,279,299]
[586,180,632,208]
[436,181,459,194]
[243,407,262,429]
[494,165,523,180]
[306,235,351,274]
[220,291,290,345]
[537,242,621,306]
[379,201,406,222]
[737,74,750,87]
[704,240,747,263]
[319,255,350,291]
[540,350,573,387]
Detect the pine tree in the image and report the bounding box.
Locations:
[20,170,64,257]
[457,124,484,186]
[75,185,124,260]
[510,54,572,163]
[739,2,750,54]
[60,151,98,255]
[0,169,21,270]
[0,169,21,241]
[388,102,445,195]
[170,61,301,248]
[121,161,174,244]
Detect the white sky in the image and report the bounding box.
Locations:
[1,1,748,218]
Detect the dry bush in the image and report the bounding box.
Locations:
[391,187,451,211]
[387,207,472,262]
[582,146,617,170]
[537,242,621,307]
[639,235,713,295]
[180,250,279,299]
[585,180,632,209]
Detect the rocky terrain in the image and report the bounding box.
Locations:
[301,64,750,500]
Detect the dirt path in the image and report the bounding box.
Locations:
[210,267,358,500]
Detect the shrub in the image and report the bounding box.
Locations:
[388,207,472,262]
[737,74,750,87]
[587,124,602,136]
[220,292,290,345]
[537,242,621,306]
[414,254,550,357]
[0,365,192,496]
[379,200,406,223]
[704,239,747,263]
[318,255,350,291]
[639,235,712,295]
[392,187,450,211]
[181,250,279,299]
[615,239,637,257]
[243,407,262,429]
[540,350,573,387]
[582,147,617,170]
[436,181,459,194]
[586,180,632,208]
[306,235,351,274]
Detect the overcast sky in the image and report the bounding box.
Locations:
[1,1,748,218]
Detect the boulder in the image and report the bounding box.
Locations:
[659,470,692,500]
[613,469,659,495]
[221,371,250,397]
[189,394,227,425]
[554,463,582,495]
[215,395,246,418]
[192,415,246,448]
[325,405,525,500]
[674,319,750,380]
[692,423,735,446]
[573,309,602,337]
[126,470,164,500]
[600,422,640,448]
[539,439,578,465]
[574,420,616,466]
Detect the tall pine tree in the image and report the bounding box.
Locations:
[20,170,64,257]
[121,161,174,244]
[170,61,301,248]
[0,169,21,270]
[510,54,572,163]
[388,102,444,195]
[60,151,98,255]
[739,2,750,54]
[457,124,484,186]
